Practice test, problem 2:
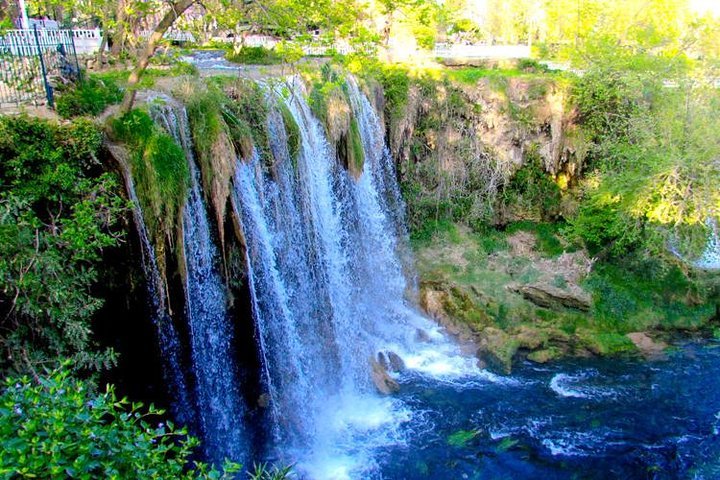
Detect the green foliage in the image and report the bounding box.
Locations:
[376,64,411,120]
[226,46,282,65]
[0,116,126,376]
[278,102,301,165]
[501,151,561,222]
[585,255,714,332]
[0,366,241,479]
[55,76,123,119]
[248,463,294,480]
[111,109,188,249]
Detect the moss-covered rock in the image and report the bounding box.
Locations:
[477,327,520,374]
[527,347,562,364]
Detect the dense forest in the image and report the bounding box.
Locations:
[1,0,719,478]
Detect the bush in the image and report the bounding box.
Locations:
[55,76,123,119]
[0,116,126,377]
[0,366,240,479]
[226,46,282,65]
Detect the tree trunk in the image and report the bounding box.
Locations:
[110,0,127,57]
[96,33,108,68]
[120,0,196,113]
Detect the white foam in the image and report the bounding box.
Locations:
[549,371,617,399]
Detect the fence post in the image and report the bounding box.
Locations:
[32,25,54,108]
[69,31,83,82]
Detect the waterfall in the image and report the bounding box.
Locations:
[694,219,720,270]
[670,218,720,271]
[231,76,479,478]
[149,98,250,465]
[116,150,196,429]
[130,78,481,477]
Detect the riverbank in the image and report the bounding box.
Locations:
[413,221,718,374]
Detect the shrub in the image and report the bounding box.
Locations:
[226,46,282,65]
[55,76,123,119]
[0,116,126,377]
[0,366,240,479]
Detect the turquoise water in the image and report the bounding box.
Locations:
[376,340,720,480]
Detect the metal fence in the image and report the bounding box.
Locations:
[0,27,82,108]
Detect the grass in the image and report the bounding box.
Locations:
[506,221,569,257]
[55,75,123,119]
[91,62,198,91]
[111,109,189,248]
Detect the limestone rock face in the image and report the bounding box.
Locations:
[370,356,400,395]
[510,283,592,311]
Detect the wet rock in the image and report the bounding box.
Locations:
[377,351,390,370]
[387,351,406,372]
[510,283,591,311]
[415,328,432,343]
[626,332,667,359]
[476,327,519,375]
[370,356,400,395]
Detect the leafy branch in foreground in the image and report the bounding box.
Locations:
[0,365,241,479]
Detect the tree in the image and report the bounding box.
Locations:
[120,0,196,112]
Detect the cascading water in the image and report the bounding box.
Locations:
[232,76,482,478]
[119,157,196,428]
[149,98,250,465]
[670,217,720,271]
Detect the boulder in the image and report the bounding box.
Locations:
[527,348,561,364]
[510,283,591,311]
[626,332,667,359]
[415,328,432,343]
[370,356,400,395]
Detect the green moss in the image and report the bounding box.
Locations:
[527,347,562,363]
[577,330,636,355]
[111,109,189,247]
[278,102,301,166]
[585,257,714,332]
[348,117,365,174]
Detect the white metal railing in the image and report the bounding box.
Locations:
[2,29,103,55]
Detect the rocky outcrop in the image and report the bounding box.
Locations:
[509,283,591,311]
[476,327,519,375]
